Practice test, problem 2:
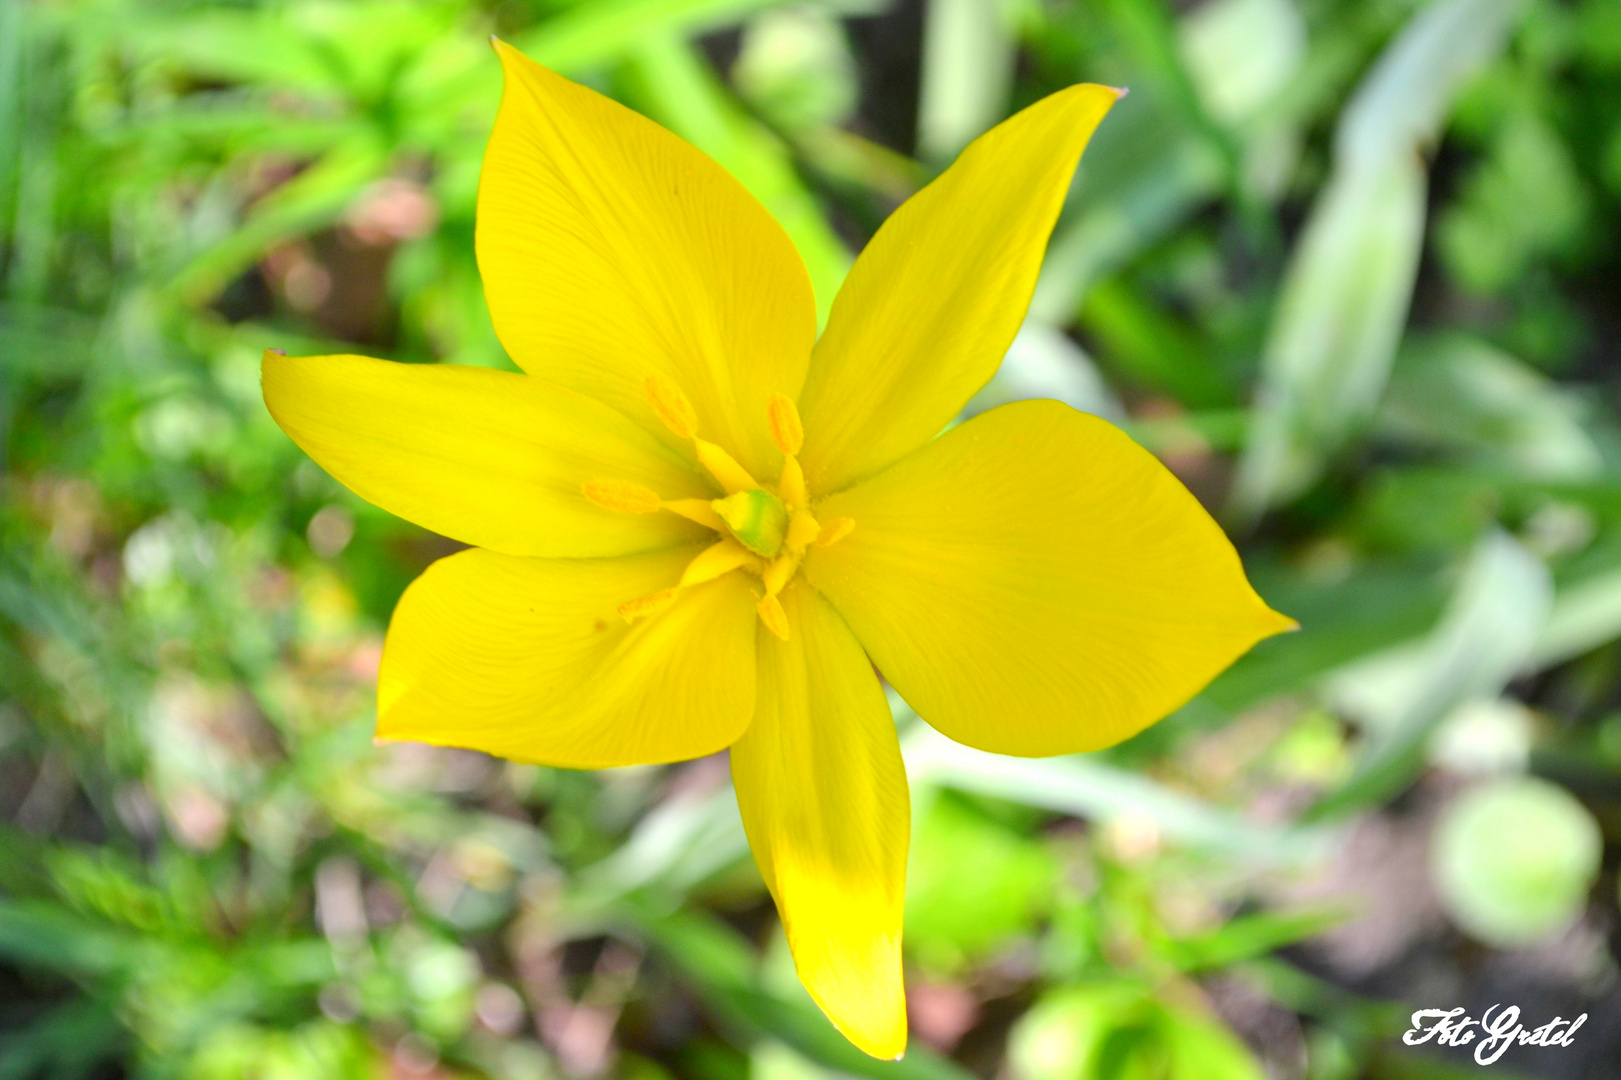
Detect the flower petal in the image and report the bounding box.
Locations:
[731,583,908,1059]
[478,41,817,479]
[796,83,1121,495]
[378,545,756,767]
[804,400,1294,757]
[263,352,713,558]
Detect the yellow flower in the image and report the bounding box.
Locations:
[262,42,1294,1059]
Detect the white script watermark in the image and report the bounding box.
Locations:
[1403,1005,1587,1065]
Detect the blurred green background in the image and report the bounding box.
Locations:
[3,0,1621,1076]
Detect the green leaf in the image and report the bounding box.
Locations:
[904,725,1331,867]
[1335,0,1532,169]
[733,6,859,132]
[168,138,389,306]
[1230,0,1531,520]
[1204,557,1447,717]
[1159,1001,1265,1080]
[1007,982,1153,1080]
[1178,0,1306,127]
[1228,153,1426,519]
[916,0,1017,163]
[0,901,139,978]
[0,997,122,1080]
[1008,983,1264,1080]
[1161,907,1346,973]
[905,792,1057,973]
[1030,102,1224,325]
[1438,106,1591,293]
[1311,531,1551,818]
[1531,539,1621,667]
[520,0,794,76]
[1377,334,1602,482]
[1077,276,1234,407]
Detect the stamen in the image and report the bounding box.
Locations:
[762,552,800,596]
[785,510,821,550]
[777,454,806,509]
[644,374,697,439]
[583,479,662,514]
[662,498,725,531]
[696,439,758,494]
[618,588,677,622]
[679,539,753,586]
[816,517,855,547]
[767,393,803,456]
[757,594,789,641]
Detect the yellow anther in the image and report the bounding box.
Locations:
[696,439,758,494]
[762,552,801,597]
[757,594,789,641]
[785,510,821,550]
[644,374,697,439]
[662,498,725,531]
[583,479,662,514]
[816,517,855,547]
[679,539,753,587]
[777,454,806,509]
[767,393,803,456]
[618,588,677,623]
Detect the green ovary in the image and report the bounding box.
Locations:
[713,488,789,558]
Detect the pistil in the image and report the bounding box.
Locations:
[695,440,757,494]
[713,489,789,557]
[679,539,758,586]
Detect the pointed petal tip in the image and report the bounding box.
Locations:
[490,36,524,66]
[260,348,286,387]
[819,991,905,1061]
[871,1034,909,1062]
[838,1024,907,1061]
[1111,85,1130,99]
[805,400,1302,756]
[1261,607,1300,635]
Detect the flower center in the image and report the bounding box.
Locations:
[714,489,788,558]
[580,377,853,641]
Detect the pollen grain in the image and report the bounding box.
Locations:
[583,479,662,514]
[644,374,697,438]
[618,588,677,623]
[767,393,804,456]
[816,517,855,548]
